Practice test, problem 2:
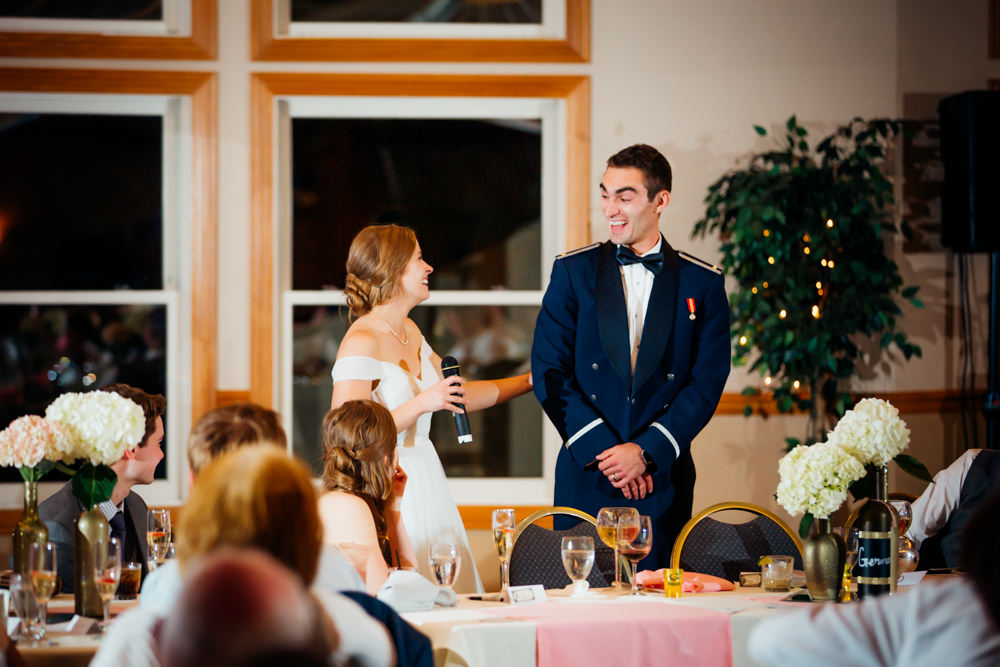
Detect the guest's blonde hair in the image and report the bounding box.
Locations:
[321,400,396,561]
[187,403,287,476]
[343,224,417,319]
[177,445,322,585]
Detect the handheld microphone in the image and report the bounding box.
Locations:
[440,356,473,444]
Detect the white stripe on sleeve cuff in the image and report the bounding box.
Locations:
[566,418,603,448]
[652,423,681,460]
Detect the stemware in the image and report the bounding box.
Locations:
[28,541,57,632]
[889,500,912,536]
[147,508,172,571]
[428,541,461,591]
[560,536,595,597]
[619,515,653,596]
[596,507,639,591]
[94,536,122,631]
[10,573,44,641]
[491,509,515,593]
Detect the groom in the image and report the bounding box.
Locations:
[531,144,731,568]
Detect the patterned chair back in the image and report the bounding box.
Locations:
[669,503,803,582]
[508,507,616,589]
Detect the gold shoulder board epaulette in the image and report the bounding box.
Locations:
[556,242,601,259]
[677,251,722,275]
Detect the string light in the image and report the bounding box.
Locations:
[752,286,758,294]
[792,380,801,390]
[764,376,773,385]
[818,288,824,296]
[768,256,775,264]
[826,219,834,228]
[762,281,769,288]
[779,309,787,319]
[821,259,828,267]
[811,305,820,318]
[803,247,811,255]
[739,335,748,345]
[803,234,811,243]
[763,229,771,237]
[815,281,822,289]
[828,260,835,268]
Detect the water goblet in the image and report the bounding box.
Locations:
[491,509,515,593]
[428,542,461,590]
[619,515,653,596]
[597,507,639,592]
[10,573,44,642]
[561,536,595,597]
[28,541,57,632]
[94,536,122,632]
[147,508,171,571]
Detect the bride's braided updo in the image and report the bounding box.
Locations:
[344,224,417,320]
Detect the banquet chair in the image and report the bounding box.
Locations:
[669,502,803,582]
[508,507,617,589]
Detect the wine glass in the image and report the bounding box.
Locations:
[619,515,653,596]
[28,541,57,632]
[889,500,912,536]
[94,536,122,631]
[842,526,859,601]
[561,536,595,597]
[10,573,44,642]
[491,508,515,593]
[147,508,171,570]
[428,542,461,591]
[597,507,639,591]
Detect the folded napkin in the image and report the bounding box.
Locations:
[377,569,457,612]
[634,569,735,593]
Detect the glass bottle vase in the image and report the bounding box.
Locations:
[74,505,109,618]
[803,517,845,600]
[12,478,49,576]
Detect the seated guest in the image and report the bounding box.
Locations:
[748,482,1000,666]
[158,550,333,667]
[907,448,999,568]
[93,446,393,667]
[141,402,363,612]
[40,383,164,592]
[318,400,417,594]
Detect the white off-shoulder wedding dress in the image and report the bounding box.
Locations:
[331,337,484,593]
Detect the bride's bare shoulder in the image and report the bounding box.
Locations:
[339,319,381,358]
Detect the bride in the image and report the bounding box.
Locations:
[330,224,531,593]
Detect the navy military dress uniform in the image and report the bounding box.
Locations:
[531,238,731,569]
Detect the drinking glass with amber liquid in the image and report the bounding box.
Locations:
[28,541,57,632]
[492,509,515,593]
[597,507,639,592]
[94,536,122,631]
[619,514,652,595]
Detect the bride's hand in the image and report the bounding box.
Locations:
[419,375,467,414]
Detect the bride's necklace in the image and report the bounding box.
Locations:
[376,309,409,345]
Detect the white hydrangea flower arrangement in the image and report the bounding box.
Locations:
[776,441,866,520]
[45,391,145,466]
[826,398,910,466]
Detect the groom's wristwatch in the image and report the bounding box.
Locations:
[640,448,657,474]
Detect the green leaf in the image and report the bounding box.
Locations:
[71,462,117,508]
[901,286,919,298]
[743,405,753,417]
[910,298,924,309]
[754,125,767,136]
[893,453,932,482]
[741,386,758,396]
[798,513,814,538]
[784,437,801,452]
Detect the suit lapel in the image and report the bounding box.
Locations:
[123,493,150,567]
[633,239,678,391]
[596,242,631,384]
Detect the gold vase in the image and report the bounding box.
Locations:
[804,517,845,601]
[12,478,49,576]
[74,505,109,618]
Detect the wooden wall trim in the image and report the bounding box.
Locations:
[0,68,218,427]
[458,505,551,531]
[0,0,217,60]
[250,0,589,63]
[249,72,590,408]
[216,391,252,407]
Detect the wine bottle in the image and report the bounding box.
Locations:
[856,497,898,599]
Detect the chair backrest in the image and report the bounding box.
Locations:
[669,502,804,582]
[508,507,615,589]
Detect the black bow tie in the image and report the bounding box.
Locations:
[616,245,663,275]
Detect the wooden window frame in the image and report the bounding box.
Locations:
[0,68,218,429]
[0,0,216,59]
[250,0,589,63]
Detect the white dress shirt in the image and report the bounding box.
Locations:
[907,449,981,548]
[619,236,662,371]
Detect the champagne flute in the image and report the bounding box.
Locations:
[428,542,461,590]
[597,507,639,591]
[147,508,171,571]
[10,573,43,642]
[491,508,515,593]
[28,541,57,632]
[561,536,595,596]
[94,536,122,631]
[619,515,653,596]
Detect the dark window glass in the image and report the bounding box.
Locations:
[0,1,162,20]
[0,113,162,291]
[291,0,541,24]
[291,117,541,291]
[0,304,168,481]
[291,304,541,478]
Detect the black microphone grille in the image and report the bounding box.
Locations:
[441,356,460,374]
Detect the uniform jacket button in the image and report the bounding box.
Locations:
[590,394,598,401]
[667,373,675,381]
[631,397,637,405]
[592,363,600,370]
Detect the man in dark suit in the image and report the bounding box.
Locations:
[532,144,731,568]
[40,383,163,592]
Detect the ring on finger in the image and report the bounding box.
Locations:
[612,473,618,482]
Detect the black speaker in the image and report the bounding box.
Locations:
[939,90,1000,253]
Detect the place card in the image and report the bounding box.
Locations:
[501,585,547,605]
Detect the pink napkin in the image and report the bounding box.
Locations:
[635,569,735,593]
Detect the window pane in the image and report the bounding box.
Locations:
[291,0,542,24]
[0,1,162,20]
[0,304,168,482]
[0,113,162,290]
[291,118,541,291]
[291,303,541,478]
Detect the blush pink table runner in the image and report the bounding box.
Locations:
[480,599,732,667]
